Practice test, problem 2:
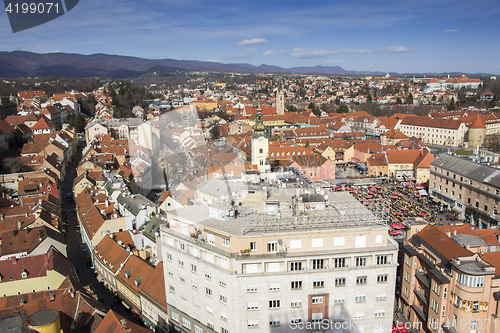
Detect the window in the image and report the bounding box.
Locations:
[312,296,324,304]
[431,299,439,313]
[356,257,366,267]
[267,241,279,252]
[222,238,230,247]
[166,253,172,261]
[178,259,184,267]
[247,301,259,310]
[267,262,280,272]
[291,281,302,290]
[312,259,324,269]
[333,237,345,246]
[356,276,367,285]
[443,288,447,299]
[311,238,323,247]
[269,320,281,327]
[247,283,258,292]
[191,264,197,273]
[169,285,175,293]
[247,319,259,327]
[180,242,186,251]
[182,318,191,329]
[220,311,228,321]
[195,325,203,333]
[290,261,302,271]
[291,318,302,324]
[377,255,388,265]
[269,300,281,308]
[179,275,185,283]
[204,271,211,280]
[457,273,485,287]
[250,242,257,251]
[192,281,198,289]
[220,294,227,304]
[207,234,215,245]
[312,313,323,323]
[269,282,280,291]
[168,269,173,277]
[313,280,324,288]
[334,257,346,268]
[206,304,213,313]
[355,295,366,302]
[377,275,388,283]
[335,277,346,286]
[432,282,441,296]
[205,287,212,297]
[334,297,345,304]
[171,312,179,322]
[473,301,479,312]
[218,277,226,287]
[374,310,385,318]
[291,300,302,307]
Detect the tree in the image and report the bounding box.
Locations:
[447,99,456,111]
[341,132,348,140]
[305,140,310,148]
[210,123,221,141]
[395,97,403,105]
[336,105,349,113]
[406,93,414,105]
[367,94,373,103]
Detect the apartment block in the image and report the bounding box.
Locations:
[429,155,500,228]
[398,117,467,147]
[159,191,398,333]
[399,224,500,333]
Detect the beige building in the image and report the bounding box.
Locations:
[430,155,500,228]
[399,224,500,333]
[159,191,398,333]
[398,116,467,147]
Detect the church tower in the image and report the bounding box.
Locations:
[251,104,270,172]
[276,77,285,115]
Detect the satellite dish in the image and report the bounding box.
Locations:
[278,239,283,245]
[324,195,328,200]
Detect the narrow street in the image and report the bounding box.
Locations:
[62,143,140,323]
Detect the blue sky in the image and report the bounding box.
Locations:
[1,0,500,74]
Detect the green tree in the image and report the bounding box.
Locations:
[395,97,403,105]
[447,98,456,111]
[305,140,310,148]
[406,93,414,105]
[336,105,349,113]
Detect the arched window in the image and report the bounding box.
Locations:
[259,148,263,154]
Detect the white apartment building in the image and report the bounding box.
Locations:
[397,116,467,147]
[159,191,398,333]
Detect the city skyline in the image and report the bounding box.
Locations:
[1,0,500,74]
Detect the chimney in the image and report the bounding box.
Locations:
[17,221,21,230]
[453,229,457,236]
[0,214,3,220]
[445,229,451,237]
[70,290,75,298]
[11,256,16,264]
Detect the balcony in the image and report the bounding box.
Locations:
[415,270,430,288]
[414,288,428,306]
[411,304,427,321]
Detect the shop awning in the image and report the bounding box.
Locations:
[418,189,428,196]
[432,197,441,203]
[452,207,462,214]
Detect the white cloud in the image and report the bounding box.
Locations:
[291,46,412,58]
[244,47,258,52]
[379,45,413,52]
[262,50,284,55]
[322,59,345,64]
[443,29,458,33]
[237,38,268,46]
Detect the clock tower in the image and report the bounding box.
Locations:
[251,104,270,172]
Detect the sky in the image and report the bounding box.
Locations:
[1,0,500,74]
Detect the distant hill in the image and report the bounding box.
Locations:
[0,51,493,79]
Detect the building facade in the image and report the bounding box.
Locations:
[159,192,398,333]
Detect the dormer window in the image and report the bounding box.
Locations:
[124,269,132,279]
[134,277,142,287]
[21,269,28,279]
